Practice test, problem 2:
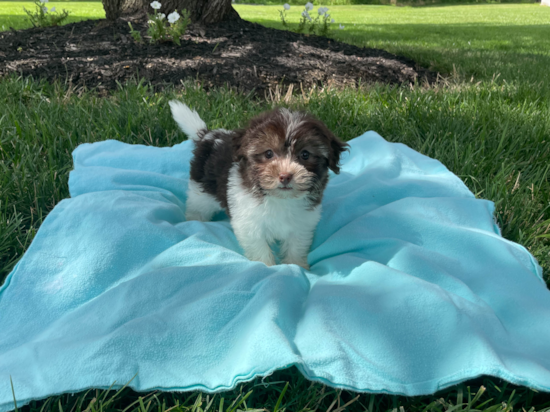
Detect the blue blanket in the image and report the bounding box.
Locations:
[1,132,549,411]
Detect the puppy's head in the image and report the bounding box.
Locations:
[234,109,348,202]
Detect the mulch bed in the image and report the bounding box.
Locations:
[0,17,437,95]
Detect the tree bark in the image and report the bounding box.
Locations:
[117,0,240,24]
[102,0,124,20]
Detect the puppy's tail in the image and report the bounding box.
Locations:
[169,100,207,142]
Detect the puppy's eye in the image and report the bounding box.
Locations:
[265,150,274,159]
[300,150,310,160]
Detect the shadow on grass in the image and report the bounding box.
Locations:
[253,19,550,82]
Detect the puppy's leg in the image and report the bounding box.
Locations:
[230,206,275,266]
[280,208,321,270]
[226,165,275,266]
[280,231,314,270]
[232,224,276,266]
[240,237,276,267]
[185,179,222,222]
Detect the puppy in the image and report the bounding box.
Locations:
[170,101,348,269]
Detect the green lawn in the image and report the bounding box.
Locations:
[0,0,103,30]
[1,2,550,412]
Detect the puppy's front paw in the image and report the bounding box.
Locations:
[299,262,310,270]
[262,258,277,267]
[283,258,310,270]
[246,251,276,267]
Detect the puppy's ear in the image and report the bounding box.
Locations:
[231,129,247,163]
[306,117,349,174]
[327,134,349,174]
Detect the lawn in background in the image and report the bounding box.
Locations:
[0,0,103,30]
[1,2,550,411]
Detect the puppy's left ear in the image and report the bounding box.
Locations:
[306,117,349,174]
[327,134,349,174]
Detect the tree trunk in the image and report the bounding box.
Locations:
[102,0,124,20]
[118,0,240,24]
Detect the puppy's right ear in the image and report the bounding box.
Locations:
[231,129,247,163]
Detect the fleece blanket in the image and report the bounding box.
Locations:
[1,132,550,411]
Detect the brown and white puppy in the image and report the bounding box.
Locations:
[170,101,348,269]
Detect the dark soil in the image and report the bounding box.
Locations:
[0,17,437,95]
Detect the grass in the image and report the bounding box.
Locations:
[1,2,550,412]
[0,0,103,30]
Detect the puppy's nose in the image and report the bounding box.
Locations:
[279,173,293,185]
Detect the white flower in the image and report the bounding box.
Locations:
[318,6,328,15]
[305,2,313,11]
[50,6,56,12]
[301,10,309,17]
[42,6,48,12]
[150,1,161,10]
[331,18,334,23]
[158,13,166,19]
[283,3,290,10]
[339,24,344,29]
[167,11,180,23]
[148,19,155,24]
[39,0,48,3]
